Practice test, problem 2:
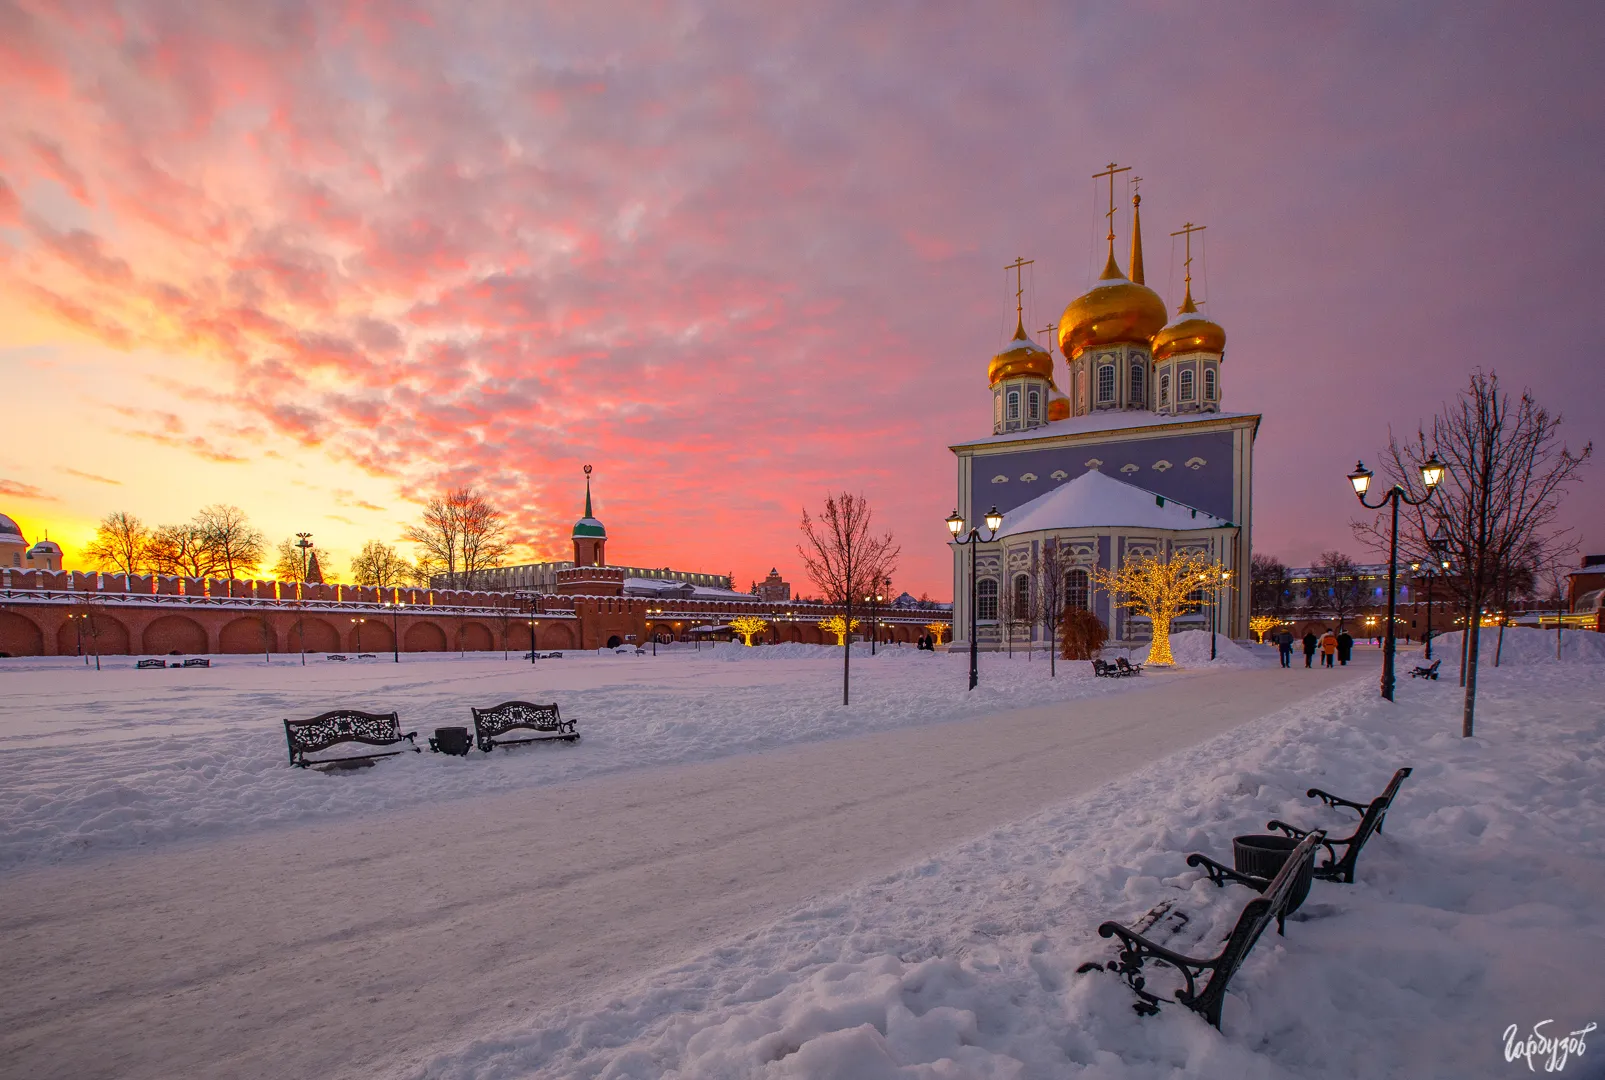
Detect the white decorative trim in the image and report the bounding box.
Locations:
[1186,456,1207,470]
[1152,459,1172,472]
[1020,472,1037,482]
[1120,463,1140,474]
[1084,458,1103,469]
[991,474,1008,484]
[1050,470,1068,481]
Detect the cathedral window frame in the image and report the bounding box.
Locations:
[1130,361,1145,406]
[1027,388,1040,422]
[1204,366,1217,401]
[1179,368,1195,402]
[1012,572,1031,616]
[976,577,999,622]
[1006,389,1020,422]
[1097,363,1115,404]
[1160,373,1171,407]
[994,393,1003,427]
[1065,567,1090,611]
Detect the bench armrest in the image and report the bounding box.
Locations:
[1305,787,1368,817]
[1185,852,1267,891]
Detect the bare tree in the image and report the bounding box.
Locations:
[350,540,413,588]
[1036,543,1067,676]
[83,511,150,575]
[271,537,306,581]
[1353,370,1591,736]
[195,504,266,579]
[1536,540,1580,661]
[405,487,510,589]
[1310,551,1366,631]
[148,522,217,578]
[798,492,900,705]
[1250,553,1290,617]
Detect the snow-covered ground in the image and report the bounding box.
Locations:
[0,639,1264,868]
[413,629,1605,1080]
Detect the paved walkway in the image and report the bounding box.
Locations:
[0,661,1369,1080]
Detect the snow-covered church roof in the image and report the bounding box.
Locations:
[997,469,1230,538]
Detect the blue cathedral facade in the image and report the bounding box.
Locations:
[949,180,1258,650]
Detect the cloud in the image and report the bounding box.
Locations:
[57,467,122,485]
[0,479,57,501]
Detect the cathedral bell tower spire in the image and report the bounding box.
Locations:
[1129,178,1146,285]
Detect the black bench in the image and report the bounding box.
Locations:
[1116,657,1143,676]
[325,654,349,662]
[1076,829,1325,1029]
[1091,659,1120,678]
[284,710,419,769]
[357,653,376,659]
[1410,658,1441,680]
[137,658,166,669]
[181,657,210,668]
[1266,767,1411,884]
[471,700,579,752]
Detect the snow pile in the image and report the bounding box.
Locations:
[418,663,1605,1080]
[1432,625,1605,665]
[0,649,1148,867]
[703,641,937,661]
[1141,630,1265,668]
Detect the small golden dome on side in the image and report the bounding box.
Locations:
[1046,390,1070,421]
[1151,288,1225,361]
[988,317,1055,386]
[1058,267,1168,360]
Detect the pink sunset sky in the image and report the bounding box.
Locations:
[1,2,1601,597]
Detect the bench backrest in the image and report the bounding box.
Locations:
[285,710,403,758]
[1377,766,1412,807]
[1189,830,1323,1027]
[137,659,164,668]
[471,701,562,736]
[1342,768,1411,866]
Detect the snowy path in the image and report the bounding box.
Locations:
[0,662,1361,1080]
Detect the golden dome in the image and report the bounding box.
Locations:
[1058,254,1167,360]
[1046,389,1071,421]
[1151,286,1226,361]
[988,317,1055,386]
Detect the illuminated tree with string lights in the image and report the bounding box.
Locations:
[1249,615,1281,643]
[817,615,860,646]
[728,616,768,646]
[923,622,949,646]
[1092,550,1213,666]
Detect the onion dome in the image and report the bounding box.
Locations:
[1151,284,1226,361]
[1046,385,1071,422]
[0,513,22,540]
[1057,252,1167,361]
[987,316,1055,386]
[27,539,62,556]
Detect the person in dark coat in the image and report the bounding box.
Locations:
[1275,628,1294,668]
[1336,629,1354,665]
[1302,630,1319,668]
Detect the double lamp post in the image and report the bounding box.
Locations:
[946,505,1003,691]
[1346,453,1446,701]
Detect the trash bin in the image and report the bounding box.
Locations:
[429,726,472,756]
[1232,834,1313,914]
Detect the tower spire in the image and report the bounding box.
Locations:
[583,463,594,517]
[1169,222,1206,313]
[1092,161,1132,280]
[1004,256,1035,338]
[1129,178,1146,285]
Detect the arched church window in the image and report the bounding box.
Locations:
[977,578,999,621]
[1028,389,1040,421]
[1065,568,1090,611]
[1013,573,1031,615]
[1007,390,1020,421]
[994,393,1003,426]
[1130,362,1145,405]
[1160,373,1170,407]
[1179,368,1194,401]
[1097,364,1115,403]
[1077,369,1087,409]
[1204,367,1216,401]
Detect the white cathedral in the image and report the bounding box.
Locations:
[949,173,1259,650]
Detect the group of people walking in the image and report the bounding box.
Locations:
[1272,627,1354,668]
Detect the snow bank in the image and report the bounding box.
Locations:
[0,649,1153,868]
[1140,630,1265,668]
[1432,625,1605,665]
[418,662,1605,1079]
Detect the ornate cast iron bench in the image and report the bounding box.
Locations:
[137,658,166,669]
[1116,657,1143,676]
[471,700,579,753]
[284,710,419,769]
[181,657,210,668]
[1266,767,1411,884]
[1076,829,1325,1030]
[1410,658,1441,680]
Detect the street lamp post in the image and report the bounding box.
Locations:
[1411,529,1451,661]
[294,532,313,666]
[1347,454,1447,701]
[1199,568,1232,660]
[351,617,365,654]
[947,505,1004,691]
[387,598,403,662]
[864,579,886,656]
[69,612,85,661]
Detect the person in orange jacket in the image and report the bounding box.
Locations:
[1319,629,1338,668]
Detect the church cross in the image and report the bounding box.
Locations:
[1004,256,1034,322]
[1039,322,1057,350]
[1092,162,1132,247]
[1169,221,1206,290]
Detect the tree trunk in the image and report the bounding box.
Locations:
[842,598,852,706]
[1494,618,1505,667]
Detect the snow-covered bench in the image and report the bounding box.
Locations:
[1116,657,1143,676]
[1266,767,1411,884]
[284,709,419,769]
[1409,658,1441,680]
[136,659,166,669]
[181,658,210,668]
[1076,829,1325,1030]
[471,700,579,753]
[1091,659,1120,678]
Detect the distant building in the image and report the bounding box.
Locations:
[1568,554,1605,615]
[755,568,790,602]
[0,514,63,571]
